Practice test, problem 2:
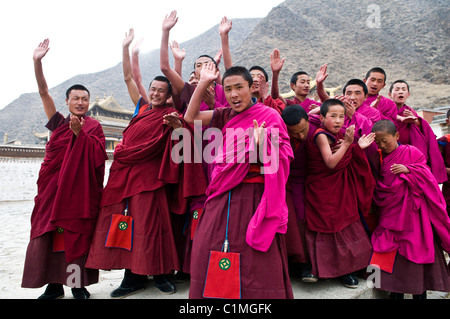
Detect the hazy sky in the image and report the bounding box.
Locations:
[0,0,283,109]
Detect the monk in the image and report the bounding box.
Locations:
[305,99,376,288]
[362,67,398,121]
[370,120,450,299]
[438,109,450,214]
[85,49,207,298]
[389,79,446,184]
[280,105,318,282]
[22,39,108,299]
[185,64,294,299]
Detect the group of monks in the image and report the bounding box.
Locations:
[21,11,450,300]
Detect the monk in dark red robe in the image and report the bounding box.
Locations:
[22,39,107,299]
[305,99,375,288]
[437,111,450,214]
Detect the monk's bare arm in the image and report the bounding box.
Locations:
[123,29,141,106]
[219,17,233,70]
[33,39,56,120]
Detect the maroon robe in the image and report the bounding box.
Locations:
[22,112,107,288]
[304,127,374,278]
[86,106,207,275]
[286,96,321,113]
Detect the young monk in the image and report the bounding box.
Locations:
[185,64,294,299]
[362,67,398,121]
[281,105,318,282]
[305,99,376,288]
[22,39,108,299]
[438,109,450,214]
[389,79,446,183]
[85,63,207,298]
[370,120,450,299]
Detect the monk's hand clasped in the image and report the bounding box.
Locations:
[163,112,182,130]
[253,120,266,146]
[69,115,85,137]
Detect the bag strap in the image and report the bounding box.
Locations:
[222,191,232,253]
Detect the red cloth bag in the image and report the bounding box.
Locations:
[203,191,241,299]
[53,227,65,252]
[105,204,134,251]
[369,249,397,273]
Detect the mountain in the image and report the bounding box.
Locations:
[1,0,449,145]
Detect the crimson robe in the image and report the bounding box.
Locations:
[362,94,397,121]
[29,113,107,263]
[286,97,321,113]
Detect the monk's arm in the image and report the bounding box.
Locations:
[131,39,149,104]
[316,133,351,169]
[33,39,56,120]
[123,29,141,106]
[219,17,233,70]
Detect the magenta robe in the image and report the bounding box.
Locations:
[362,94,397,121]
[286,97,321,113]
[372,144,450,264]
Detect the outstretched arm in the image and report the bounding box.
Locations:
[316,64,330,102]
[270,48,286,104]
[219,16,233,70]
[184,63,218,126]
[317,125,354,169]
[131,37,149,104]
[169,40,185,77]
[160,11,185,96]
[33,39,56,120]
[123,29,141,106]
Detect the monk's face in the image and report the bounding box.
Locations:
[344,84,366,110]
[287,118,309,142]
[250,69,266,95]
[148,80,171,107]
[66,89,90,117]
[389,82,410,107]
[374,130,399,155]
[223,75,252,113]
[290,74,310,97]
[195,57,215,80]
[364,72,386,96]
[320,104,346,134]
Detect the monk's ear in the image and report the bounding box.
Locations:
[290,83,295,91]
[388,92,392,99]
[394,132,400,141]
[319,114,324,122]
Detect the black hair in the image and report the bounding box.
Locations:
[389,79,410,93]
[194,55,218,69]
[343,79,368,96]
[371,119,397,135]
[290,71,309,85]
[66,84,90,99]
[281,104,309,126]
[150,76,172,95]
[249,66,269,82]
[320,99,345,117]
[222,66,253,87]
[365,67,387,83]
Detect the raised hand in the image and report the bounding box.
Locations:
[123,28,135,48]
[316,64,329,85]
[33,39,50,61]
[357,133,376,150]
[69,115,85,137]
[344,125,355,144]
[253,120,266,146]
[200,62,219,84]
[162,10,179,31]
[370,95,382,109]
[169,40,186,61]
[270,48,285,73]
[219,16,232,36]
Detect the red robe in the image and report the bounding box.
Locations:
[30,113,107,263]
[305,128,375,233]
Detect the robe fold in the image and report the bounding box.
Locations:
[305,128,375,233]
[396,105,447,184]
[29,113,107,263]
[371,144,450,264]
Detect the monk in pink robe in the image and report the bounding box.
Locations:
[185,65,294,299]
[22,40,107,300]
[371,120,450,298]
[363,67,397,121]
[438,127,450,214]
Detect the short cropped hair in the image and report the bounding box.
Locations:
[194,55,218,69]
[222,66,253,88]
[320,99,345,117]
[290,71,309,85]
[389,79,410,93]
[249,66,269,82]
[365,67,387,83]
[281,104,309,126]
[150,76,172,95]
[343,79,368,96]
[371,119,398,135]
[66,84,90,99]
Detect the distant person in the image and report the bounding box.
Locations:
[438,109,450,214]
[305,99,375,288]
[371,120,450,299]
[21,39,108,299]
[389,79,446,183]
